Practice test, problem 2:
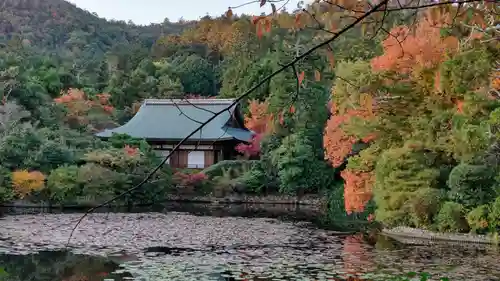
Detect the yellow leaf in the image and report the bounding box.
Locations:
[361,23,367,36]
[11,170,45,199]
[360,93,373,115]
[314,70,321,81]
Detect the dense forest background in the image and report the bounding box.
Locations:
[0,0,499,234]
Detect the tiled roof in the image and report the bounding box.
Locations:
[95,99,253,142]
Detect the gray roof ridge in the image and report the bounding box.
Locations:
[143,98,236,106]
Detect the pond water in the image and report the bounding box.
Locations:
[0,203,498,281]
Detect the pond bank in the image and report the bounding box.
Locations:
[164,193,324,206]
[0,194,324,209]
[383,226,499,245]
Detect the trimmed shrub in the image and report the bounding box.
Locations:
[436,201,469,233]
[202,160,257,178]
[489,197,500,231]
[448,164,497,209]
[467,205,490,234]
[409,188,444,228]
[46,165,80,203]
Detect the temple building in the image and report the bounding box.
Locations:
[96,99,253,169]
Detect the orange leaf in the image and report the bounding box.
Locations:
[260,0,267,7]
[295,13,301,27]
[252,16,260,24]
[265,19,271,33]
[314,70,321,81]
[298,71,305,86]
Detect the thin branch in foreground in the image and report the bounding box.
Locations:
[230,0,288,10]
[69,0,474,245]
[65,0,389,246]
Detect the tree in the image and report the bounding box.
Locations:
[236,99,274,157]
[11,170,45,199]
[171,54,217,96]
[54,88,116,131]
[370,15,459,75]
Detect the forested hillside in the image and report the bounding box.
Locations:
[0,0,185,50]
[0,0,189,96]
[0,0,499,236]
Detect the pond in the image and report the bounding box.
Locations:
[0,203,498,281]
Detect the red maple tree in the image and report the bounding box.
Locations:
[323,102,375,214]
[236,100,274,157]
[54,88,115,131]
[371,16,459,74]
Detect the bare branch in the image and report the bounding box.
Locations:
[171,99,204,125]
[230,0,288,10]
[66,0,391,246]
[65,0,493,244]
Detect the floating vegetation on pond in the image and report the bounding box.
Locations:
[0,213,498,280]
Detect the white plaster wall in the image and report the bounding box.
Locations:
[187,151,205,168]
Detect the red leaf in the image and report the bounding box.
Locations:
[256,22,263,38]
[279,111,285,125]
[298,71,305,86]
[265,19,271,33]
[295,13,301,27]
[260,0,267,7]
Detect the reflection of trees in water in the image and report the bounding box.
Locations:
[0,251,132,281]
[341,234,374,279]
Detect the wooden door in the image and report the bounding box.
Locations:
[170,151,180,168]
[204,151,215,167]
[178,151,189,168]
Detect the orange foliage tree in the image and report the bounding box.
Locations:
[236,100,274,157]
[324,11,464,215]
[54,89,115,131]
[11,170,46,199]
[341,169,375,214]
[370,14,459,74]
[324,102,375,214]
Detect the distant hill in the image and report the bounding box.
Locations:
[0,0,189,54]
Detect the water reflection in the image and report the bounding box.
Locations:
[0,201,322,222]
[0,251,132,281]
[0,203,498,281]
[115,234,500,281]
[0,234,498,281]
